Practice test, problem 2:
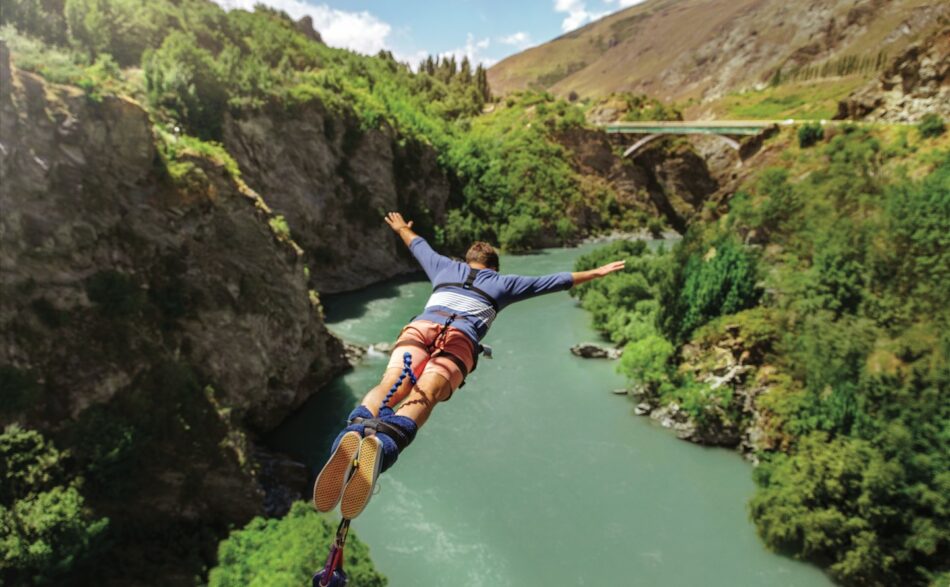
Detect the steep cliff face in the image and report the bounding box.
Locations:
[837,26,950,121]
[555,128,734,233]
[223,103,450,294]
[0,45,346,583]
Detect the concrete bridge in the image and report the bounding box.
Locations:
[602,120,785,158]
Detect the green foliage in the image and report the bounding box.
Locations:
[499,214,542,252]
[268,215,292,240]
[606,92,682,121]
[7,2,615,251]
[209,502,386,587]
[618,334,674,390]
[144,31,228,139]
[797,122,824,148]
[571,240,671,345]
[579,131,949,584]
[659,234,761,343]
[917,114,945,139]
[0,425,108,583]
[441,91,607,252]
[751,431,948,586]
[0,0,69,45]
[727,131,950,585]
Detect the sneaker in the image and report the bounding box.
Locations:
[340,435,384,519]
[313,431,361,512]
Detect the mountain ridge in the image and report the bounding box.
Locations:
[489,0,948,106]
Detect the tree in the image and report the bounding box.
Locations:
[0,425,107,584]
[208,502,385,587]
[797,122,824,148]
[143,31,228,139]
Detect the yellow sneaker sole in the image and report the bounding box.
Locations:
[340,436,383,520]
[313,431,361,512]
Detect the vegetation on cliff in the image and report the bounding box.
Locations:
[0,425,108,583]
[574,125,950,585]
[209,502,385,587]
[2,0,642,255]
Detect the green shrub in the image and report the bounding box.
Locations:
[618,334,674,390]
[0,426,108,583]
[268,215,292,240]
[659,235,762,343]
[144,31,228,139]
[917,114,945,139]
[208,502,386,587]
[499,214,542,252]
[797,121,824,148]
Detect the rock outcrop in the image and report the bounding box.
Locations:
[223,104,450,293]
[570,342,622,359]
[0,45,347,583]
[555,128,730,234]
[630,318,775,453]
[837,27,950,122]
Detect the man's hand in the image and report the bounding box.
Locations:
[571,259,626,287]
[384,212,413,233]
[385,211,418,247]
[595,260,626,278]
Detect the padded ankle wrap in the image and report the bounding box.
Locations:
[351,416,417,453]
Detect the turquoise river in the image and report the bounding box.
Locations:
[270,243,834,587]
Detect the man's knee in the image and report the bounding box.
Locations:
[418,373,455,403]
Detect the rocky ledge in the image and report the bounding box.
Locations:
[571,342,623,359]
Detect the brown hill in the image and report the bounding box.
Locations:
[488,0,948,104]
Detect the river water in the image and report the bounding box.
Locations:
[269,243,833,587]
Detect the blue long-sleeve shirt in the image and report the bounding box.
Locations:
[409,237,574,344]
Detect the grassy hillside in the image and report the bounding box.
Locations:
[489,0,947,111]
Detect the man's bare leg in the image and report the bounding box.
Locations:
[359,367,416,415]
[394,372,454,428]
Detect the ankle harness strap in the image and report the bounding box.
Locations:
[350,417,413,452]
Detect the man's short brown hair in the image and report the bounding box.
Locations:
[465,241,499,271]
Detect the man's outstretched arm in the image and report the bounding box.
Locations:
[571,260,626,286]
[384,211,454,281]
[502,259,626,303]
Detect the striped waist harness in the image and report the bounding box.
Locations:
[410,267,496,385]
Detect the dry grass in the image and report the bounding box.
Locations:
[488,0,948,108]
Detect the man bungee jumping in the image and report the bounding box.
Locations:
[313,212,625,519]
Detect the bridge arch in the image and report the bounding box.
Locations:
[622,133,741,158]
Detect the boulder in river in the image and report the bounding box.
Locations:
[570,342,623,359]
[369,341,394,354]
[344,342,367,364]
[635,402,653,416]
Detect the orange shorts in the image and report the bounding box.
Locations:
[386,319,477,393]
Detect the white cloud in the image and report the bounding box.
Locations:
[604,0,648,7]
[499,31,532,47]
[213,0,391,55]
[441,33,496,67]
[554,0,610,32]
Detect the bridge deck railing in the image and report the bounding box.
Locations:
[603,120,785,136]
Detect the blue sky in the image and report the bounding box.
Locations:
[215,0,646,67]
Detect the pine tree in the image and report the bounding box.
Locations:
[475,65,491,103]
[459,56,473,84]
